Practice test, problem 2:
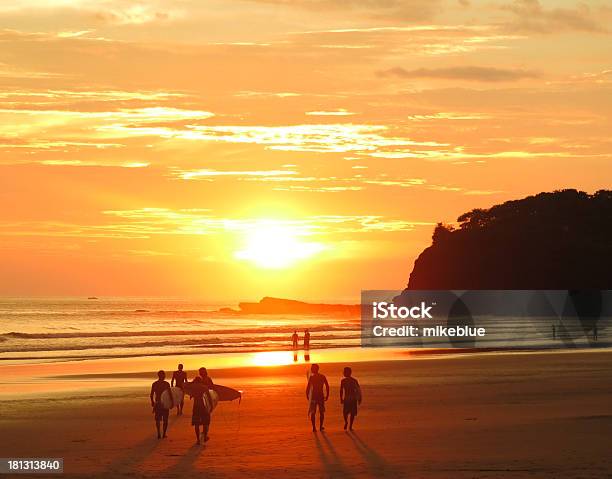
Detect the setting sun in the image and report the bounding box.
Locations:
[234,223,325,269]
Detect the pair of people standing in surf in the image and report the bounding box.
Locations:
[292,329,311,350]
[149,365,215,444]
[305,363,362,432]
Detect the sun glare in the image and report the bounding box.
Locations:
[250,351,294,367]
[234,223,325,269]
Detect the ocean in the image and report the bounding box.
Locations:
[0,298,361,363]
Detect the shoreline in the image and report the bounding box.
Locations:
[1,347,610,399]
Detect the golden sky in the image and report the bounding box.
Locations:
[1,0,611,300]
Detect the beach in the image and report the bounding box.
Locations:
[1,350,611,478]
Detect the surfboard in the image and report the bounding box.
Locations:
[183,382,241,402]
[204,389,219,413]
[160,386,184,409]
[212,384,242,402]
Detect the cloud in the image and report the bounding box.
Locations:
[97,209,431,236]
[290,25,524,57]
[101,122,447,156]
[241,0,442,22]
[500,0,609,33]
[378,66,539,82]
[408,112,491,121]
[305,109,355,116]
[176,169,298,180]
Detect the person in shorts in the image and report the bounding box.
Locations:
[340,366,362,431]
[150,370,172,439]
[171,363,188,415]
[189,376,211,444]
[306,363,329,432]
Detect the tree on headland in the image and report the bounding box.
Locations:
[406,189,612,290]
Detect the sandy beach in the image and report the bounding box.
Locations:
[1,350,611,478]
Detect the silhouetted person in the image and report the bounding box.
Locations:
[306,363,329,432]
[150,370,172,439]
[552,324,556,340]
[594,324,598,341]
[197,367,214,436]
[189,376,211,444]
[304,329,310,349]
[292,331,299,350]
[198,367,214,388]
[171,363,187,415]
[340,366,362,431]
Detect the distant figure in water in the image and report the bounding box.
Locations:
[304,329,310,349]
[306,363,329,432]
[292,330,299,350]
[552,324,556,340]
[340,366,362,431]
[150,370,172,439]
[171,363,187,415]
[189,376,211,444]
[594,323,598,341]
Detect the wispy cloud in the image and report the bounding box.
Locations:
[500,0,609,33]
[176,169,298,180]
[305,109,355,116]
[378,66,539,82]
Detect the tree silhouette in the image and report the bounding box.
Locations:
[407,189,612,289]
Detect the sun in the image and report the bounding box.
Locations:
[234,222,325,269]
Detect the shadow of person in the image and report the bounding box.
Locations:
[314,433,353,478]
[103,436,160,476]
[161,443,204,477]
[348,432,394,476]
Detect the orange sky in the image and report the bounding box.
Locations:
[0,0,611,300]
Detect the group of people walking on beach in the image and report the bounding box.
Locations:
[150,364,214,444]
[150,361,363,445]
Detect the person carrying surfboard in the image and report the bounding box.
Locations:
[150,370,173,439]
[189,376,211,444]
[306,363,329,432]
[340,366,362,431]
[171,363,188,416]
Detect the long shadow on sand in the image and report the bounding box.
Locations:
[103,436,160,476]
[348,432,397,477]
[314,432,354,478]
[160,443,210,479]
[103,415,183,476]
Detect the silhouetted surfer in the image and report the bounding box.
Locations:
[340,367,362,431]
[292,330,299,350]
[304,329,310,349]
[150,370,172,439]
[306,363,329,432]
[198,367,214,388]
[189,376,211,444]
[171,363,187,415]
[197,367,214,435]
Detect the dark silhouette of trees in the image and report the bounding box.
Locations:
[406,189,612,289]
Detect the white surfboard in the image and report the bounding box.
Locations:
[160,386,184,409]
[203,390,219,413]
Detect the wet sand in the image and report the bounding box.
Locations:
[1,350,611,478]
